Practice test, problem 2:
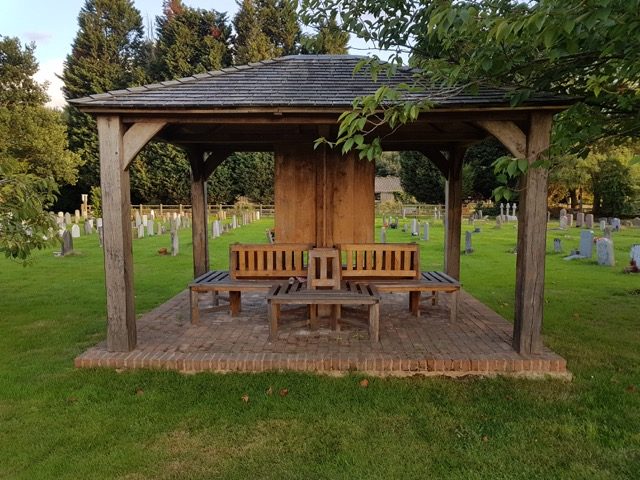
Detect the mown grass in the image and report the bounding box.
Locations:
[1,218,639,479]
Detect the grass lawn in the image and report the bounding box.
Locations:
[1,217,639,479]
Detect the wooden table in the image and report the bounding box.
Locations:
[267,280,380,342]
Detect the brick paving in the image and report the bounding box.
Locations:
[75,290,568,377]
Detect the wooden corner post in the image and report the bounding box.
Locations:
[444,147,464,280]
[513,112,553,354]
[189,149,209,278]
[97,115,136,352]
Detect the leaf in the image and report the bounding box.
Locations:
[279,388,289,397]
[506,160,518,177]
[241,393,250,403]
[265,386,273,396]
[517,158,529,173]
[359,378,369,388]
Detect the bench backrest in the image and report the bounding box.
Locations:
[229,243,313,280]
[339,243,420,279]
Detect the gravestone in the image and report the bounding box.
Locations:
[495,216,502,229]
[576,212,584,227]
[232,215,237,229]
[553,238,562,253]
[630,245,640,265]
[64,212,72,226]
[611,218,621,231]
[135,212,142,227]
[512,204,517,218]
[599,219,606,231]
[411,219,418,236]
[147,219,154,237]
[150,209,155,220]
[61,231,73,256]
[603,226,612,239]
[597,238,615,266]
[422,222,429,241]
[559,208,567,219]
[380,227,386,243]
[465,231,473,254]
[559,215,568,229]
[57,212,64,224]
[256,211,261,220]
[137,224,145,239]
[170,220,179,256]
[579,230,594,258]
[71,224,81,238]
[402,223,408,233]
[97,219,103,247]
[142,214,148,227]
[566,214,574,227]
[74,210,81,223]
[157,222,163,235]
[632,217,640,228]
[477,209,483,219]
[84,220,93,235]
[584,214,594,229]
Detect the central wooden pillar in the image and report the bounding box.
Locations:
[444,147,464,280]
[97,115,136,352]
[189,149,209,278]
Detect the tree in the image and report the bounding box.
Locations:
[301,1,640,164]
[375,152,400,177]
[300,17,349,54]
[151,0,232,81]
[60,0,148,210]
[0,36,48,107]
[0,38,81,262]
[463,139,510,200]
[208,153,274,204]
[398,151,444,204]
[591,158,634,217]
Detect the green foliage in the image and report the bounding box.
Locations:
[463,139,510,200]
[89,185,101,217]
[302,0,640,162]
[0,36,48,107]
[151,0,232,81]
[398,151,444,204]
[0,160,58,263]
[591,158,635,217]
[208,152,274,204]
[299,16,349,54]
[375,151,400,177]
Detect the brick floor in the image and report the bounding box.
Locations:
[75,290,569,377]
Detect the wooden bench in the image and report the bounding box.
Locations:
[267,280,380,342]
[189,243,313,324]
[339,243,461,322]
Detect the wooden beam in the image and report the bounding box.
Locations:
[203,148,233,179]
[444,147,464,280]
[188,149,210,278]
[122,121,166,168]
[418,147,449,177]
[513,112,553,354]
[475,120,526,158]
[97,115,136,352]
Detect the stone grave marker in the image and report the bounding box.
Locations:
[150,209,155,219]
[170,220,179,256]
[559,215,568,229]
[84,220,93,235]
[74,210,81,223]
[64,212,72,226]
[567,213,574,227]
[599,219,606,231]
[630,244,640,265]
[422,222,429,241]
[603,226,612,239]
[411,218,418,236]
[402,223,408,233]
[579,230,594,258]
[71,224,81,238]
[495,216,502,229]
[61,230,73,255]
[142,214,148,227]
[232,215,237,229]
[553,238,562,253]
[611,218,621,231]
[465,231,473,254]
[380,227,386,243]
[137,224,145,238]
[559,208,567,218]
[576,212,584,227]
[135,212,142,227]
[585,214,594,229]
[632,217,640,228]
[596,238,615,266]
[147,219,154,236]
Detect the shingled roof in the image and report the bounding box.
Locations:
[69,55,570,110]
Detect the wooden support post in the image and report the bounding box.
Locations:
[444,147,464,280]
[97,115,136,352]
[513,113,553,354]
[188,149,209,278]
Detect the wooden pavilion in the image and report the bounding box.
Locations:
[70,55,572,359]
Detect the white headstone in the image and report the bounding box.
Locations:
[576,212,584,227]
[411,218,418,235]
[150,209,155,219]
[512,204,517,218]
[212,220,221,238]
[599,219,606,231]
[566,214,574,227]
[171,230,179,256]
[137,224,145,238]
[559,208,567,219]
[585,214,594,229]
[142,214,148,227]
[232,215,237,229]
[560,216,568,229]
[579,230,594,258]
[380,227,386,243]
[630,244,640,266]
[96,218,103,228]
[596,238,615,266]
[147,219,154,236]
[256,211,261,220]
[71,224,81,238]
[611,218,621,231]
[64,212,72,226]
[74,210,81,223]
[135,212,142,227]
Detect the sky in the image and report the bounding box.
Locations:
[0,0,379,109]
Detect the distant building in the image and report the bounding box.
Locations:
[375,176,403,202]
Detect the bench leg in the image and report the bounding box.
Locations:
[268,301,279,341]
[369,303,380,343]
[229,291,241,316]
[309,304,319,330]
[432,290,438,306]
[190,289,200,325]
[211,290,219,307]
[409,291,421,316]
[449,290,459,323]
[329,305,341,331]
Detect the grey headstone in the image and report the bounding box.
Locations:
[135,212,142,227]
[579,230,594,258]
[147,219,154,236]
[71,224,81,238]
[495,216,502,229]
[559,215,568,229]
[61,230,73,255]
[142,214,148,227]
[512,204,517,217]
[232,215,237,229]
[559,208,567,219]
[478,209,483,219]
[84,220,93,235]
[64,212,72,226]
[380,227,386,243]
[611,218,621,231]
[171,231,179,256]
[500,203,505,218]
[96,218,103,228]
[630,245,640,265]
[576,212,584,227]
[599,219,606,231]
[603,226,612,239]
[566,214,574,227]
[465,231,473,254]
[553,238,562,253]
[74,210,81,223]
[137,224,145,239]
[422,222,429,241]
[632,217,640,228]
[596,238,615,266]
[411,219,418,236]
[402,223,408,233]
[585,214,594,229]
